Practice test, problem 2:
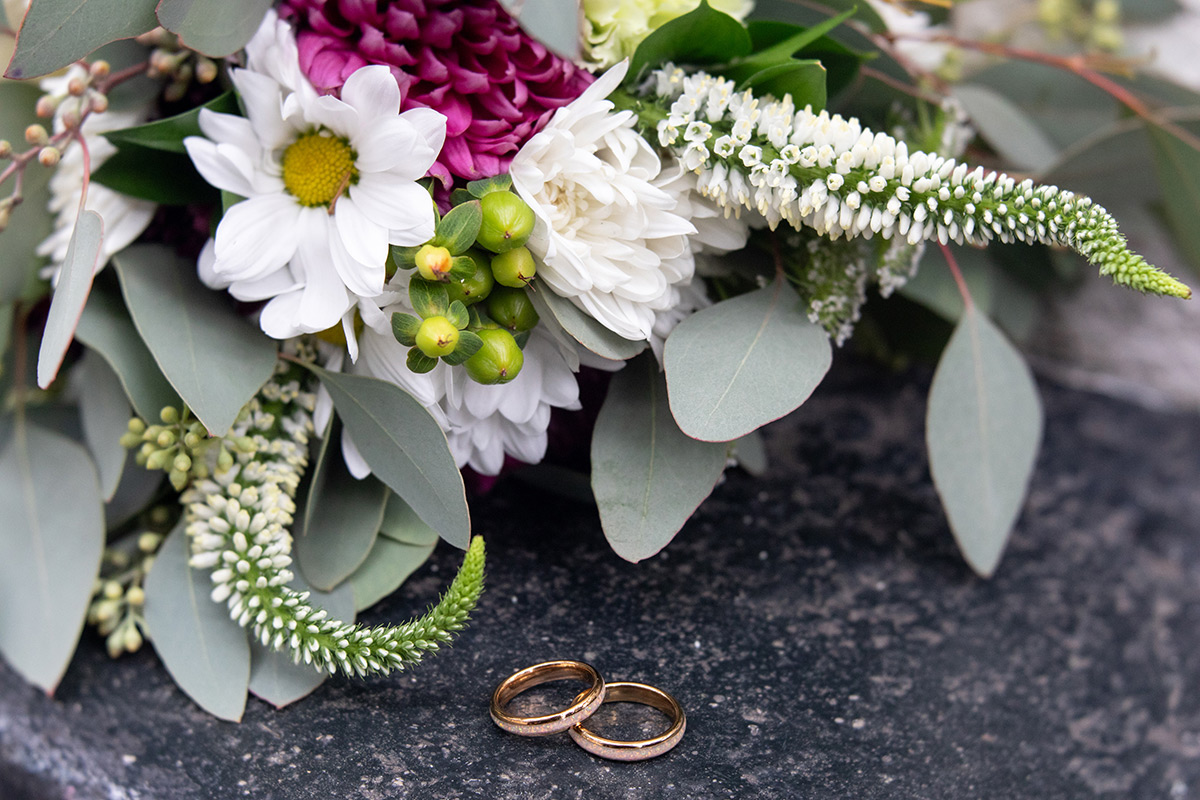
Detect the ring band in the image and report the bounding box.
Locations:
[490,660,606,736]
[568,681,686,761]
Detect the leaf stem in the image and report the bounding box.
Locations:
[939,242,973,311]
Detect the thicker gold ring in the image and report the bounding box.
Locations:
[568,681,686,761]
[490,660,606,737]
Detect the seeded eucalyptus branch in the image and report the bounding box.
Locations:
[631,65,1192,301]
[124,349,485,677]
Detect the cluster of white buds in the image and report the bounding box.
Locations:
[182,354,484,677]
[642,65,1191,300]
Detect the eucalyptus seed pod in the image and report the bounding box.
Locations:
[477,191,535,253]
[490,246,536,288]
[485,287,539,332]
[464,328,524,384]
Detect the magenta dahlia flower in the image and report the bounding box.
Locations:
[281,0,594,182]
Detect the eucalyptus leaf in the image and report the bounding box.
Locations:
[733,430,767,477]
[143,522,250,722]
[155,0,274,58]
[0,420,105,693]
[349,536,436,612]
[75,283,180,421]
[104,453,163,531]
[664,280,831,442]
[297,421,387,591]
[0,303,12,361]
[498,0,580,59]
[77,351,131,500]
[247,576,354,709]
[304,365,471,549]
[102,92,239,153]
[628,0,753,84]
[1147,123,1200,273]
[926,306,1042,578]
[952,85,1061,173]
[377,492,439,547]
[591,354,729,563]
[0,84,54,302]
[527,286,646,361]
[4,0,157,79]
[113,244,277,434]
[36,210,104,389]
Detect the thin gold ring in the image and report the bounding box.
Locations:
[568,681,686,761]
[490,660,606,737]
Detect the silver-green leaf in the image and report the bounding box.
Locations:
[143,521,250,722]
[0,84,54,301]
[528,285,646,361]
[664,281,831,442]
[247,575,355,709]
[113,244,277,434]
[591,355,728,563]
[4,0,157,79]
[37,210,104,389]
[297,421,388,591]
[155,0,274,58]
[305,365,471,549]
[926,305,1043,578]
[952,85,1061,173]
[497,0,580,59]
[0,420,105,693]
[75,286,180,421]
[349,535,436,612]
[377,492,439,546]
[76,351,131,500]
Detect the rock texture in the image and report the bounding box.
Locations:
[2,362,1199,799]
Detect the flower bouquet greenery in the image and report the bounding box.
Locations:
[0,0,1194,720]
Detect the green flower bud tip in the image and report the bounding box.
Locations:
[160,406,180,424]
[416,316,461,357]
[490,247,537,288]
[138,532,163,553]
[485,286,540,332]
[103,580,123,600]
[145,450,170,471]
[477,191,535,253]
[126,586,145,606]
[465,328,524,384]
[445,249,495,305]
[127,418,146,435]
[156,430,176,448]
[173,453,192,473]
[169,469,189,491]
[416,244,454,281]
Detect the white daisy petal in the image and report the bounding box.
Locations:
[184,137,257,197]
[330,206,386,297]
[339,65,402,123]
[213,193,301,281]
[350,175,434,234]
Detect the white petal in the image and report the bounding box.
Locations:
[196,110,259,153]
[332,199,387,295]
[349,174,434,234]
[212,193,301,281]
[184,137,256,197]
[229,69,293,151]
[227,269,299,302]
[400,107,448,157]
[339,65,401,123]
[353,120,434,174]
[257,290,307,340]
[306,94,359,137]
[196,239,229,289]
[340,429,372,479]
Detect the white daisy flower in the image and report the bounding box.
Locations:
[184,11,446,356]
[510,61,701,343]
[327,312,581,477]
[37,67,157,278]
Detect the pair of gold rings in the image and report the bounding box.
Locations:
[489,660,686,761]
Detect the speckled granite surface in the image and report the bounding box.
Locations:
[2,362,1199,799]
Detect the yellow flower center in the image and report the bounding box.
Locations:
[281,132,357,208]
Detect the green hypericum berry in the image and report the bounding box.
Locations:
[485,286,539,332]
[415,244,453,281]
[416,316,461,358]
[490,246,536,287]
[477,191,535,253]
[464,328,524,384]
[445,249,495,305]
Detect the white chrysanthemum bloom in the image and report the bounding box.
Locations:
[327,312,581,477]
[37,67,157,278]
[184,11,446,357]
[582,0,755,69]
[510,61,709,343]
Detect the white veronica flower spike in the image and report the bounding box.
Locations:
[184,12,447,354]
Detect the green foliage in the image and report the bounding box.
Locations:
[113,245,278,434]
[591,354,729,563]
[3,0,157,79]
[1147,123,1200,274]
[926,306,1042,577]
[77,352,132,500]
[36,210,104,389]
[467,174,512,198]
[349,536,437,612]
[298,419,388,591]
[155,0,275,58]
[431,200,483,254]
[305,365,471,549]
[91,147,217,205]
[0,419,106,693]
[103,92,240,153]
[143,522,250,721]
[0,84,53,303]
[628,0,753,83]
[664,280,831,442]
[951,85,1061,173]
[527,285,646,361]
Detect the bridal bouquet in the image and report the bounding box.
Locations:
[1,0,1194,719]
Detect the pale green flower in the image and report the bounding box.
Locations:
[581,0,755,69]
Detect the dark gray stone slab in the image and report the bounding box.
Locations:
[2,362,1199,799]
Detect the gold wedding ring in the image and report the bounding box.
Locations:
[490,660,606,736]
[568,681,686,761]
